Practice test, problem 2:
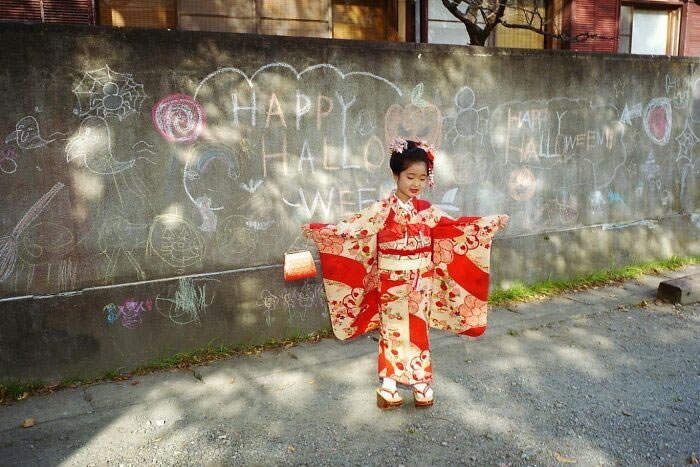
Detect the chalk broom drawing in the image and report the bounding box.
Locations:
[0,183,64,282]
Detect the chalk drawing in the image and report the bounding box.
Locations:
[282,282,323,321]
[216,215,257,259]
[156,277,217,325]
[445,86,489,146]
[5,116,63,150]
[665,74,689,108]
[643,98,672,146]
[590,190,605,213]
[620,103,642,125]
[385,103,443,150]
[18,222,74,265]
[692,78,700,123]
[103,298,153,329]
[434,187,461,213]
[240,179,263,193]
[132,140,156,155]
[354,109,377,136]
[73,65,146,120]
[691,213,700,229]
[66,116,138,175]
[613,77,626,97]
[675,119,698,163]
[411,83,429,108]
[508,167,537,201]
[0,183,64,282]
[0,146,17,174]
[257,289,280,326]
[152,94,205,143]
[193,63,403,102]
[194,196,218,232]
[147,214,205,269]
[98,216,148,281]
[183,143,240,211]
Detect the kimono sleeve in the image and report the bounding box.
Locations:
[303,201,390,340]
[429,209,509,337]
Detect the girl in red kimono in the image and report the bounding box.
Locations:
[304,138,508,410]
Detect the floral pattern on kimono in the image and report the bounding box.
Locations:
[306,193,507,383]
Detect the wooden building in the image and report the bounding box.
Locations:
[1,0,699,56]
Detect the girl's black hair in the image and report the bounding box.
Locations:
[389,140,430,175]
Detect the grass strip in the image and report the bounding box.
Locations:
[488,255,699,305]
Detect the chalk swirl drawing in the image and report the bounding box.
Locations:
[0,183,64,282]
[156,277,217,325]
[152,94,205,143]
[643,98,672,146]
[5,116,63,150]
[0,145,17,174]
[73,65,146,121]
[18,222,74,265]
[183,143,240,211]
[103,298,152,329]
[148,214,205,269]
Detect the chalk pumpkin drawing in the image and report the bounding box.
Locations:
[148,214,205,269]
[508,167,537,201]
[152,94,206,143]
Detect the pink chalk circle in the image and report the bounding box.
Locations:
[152,94,206,143]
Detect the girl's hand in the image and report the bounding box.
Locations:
[497,215,509,229]
[301,224,314,238]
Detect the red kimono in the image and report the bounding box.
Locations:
[306,192,507,385]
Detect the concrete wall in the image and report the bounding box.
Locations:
[0,23,698,381]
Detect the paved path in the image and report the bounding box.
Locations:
[1,266,699,466]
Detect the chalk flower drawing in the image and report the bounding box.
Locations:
[73,65,146,121]
[152,94,206,143]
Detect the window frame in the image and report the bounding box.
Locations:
[618,2,682,55]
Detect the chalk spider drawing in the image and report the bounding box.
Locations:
[73,65,146,121]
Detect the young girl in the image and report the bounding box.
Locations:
[304,138,508,409]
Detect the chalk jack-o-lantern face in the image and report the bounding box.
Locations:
[384,104,443,150]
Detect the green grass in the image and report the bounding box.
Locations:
[488,255,699,305]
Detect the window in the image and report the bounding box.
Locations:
[427,0,471,45]
[618,6,680,55]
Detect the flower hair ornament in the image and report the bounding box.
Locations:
[416,140,436,188]
[388,137,408,155]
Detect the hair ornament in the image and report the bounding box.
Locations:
[416,140,436,188]
[388,137,408,155]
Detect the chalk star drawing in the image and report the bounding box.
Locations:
[73,65,146,121]
[676,119,698,163]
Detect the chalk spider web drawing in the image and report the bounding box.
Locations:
[73,65,147,121]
